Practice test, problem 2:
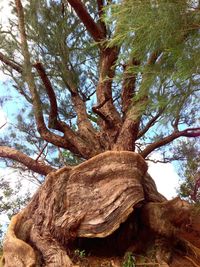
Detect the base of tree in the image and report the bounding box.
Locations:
[2,152,200,267]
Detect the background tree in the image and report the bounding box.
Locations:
[0,0,200,266]
[176,140,200,202]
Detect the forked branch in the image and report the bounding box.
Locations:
[140,127,200,158]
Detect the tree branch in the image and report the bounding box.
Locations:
[35,143,48,162]
[137,108,165,139]
[92,97,114,126]
[0,146,55,175]
[0,52,22,73]
[67,0,105,41]
[15,0,48,136]
[114,51,161,151]
[96,46,122,147]
[15,0,97,159]
[121,58,140,115]
[33,62,64,132]
[59,63,101,153]
[97,0,107,37]
[140,127,200,158]
[182,127,200,137]
[0,121,7,130]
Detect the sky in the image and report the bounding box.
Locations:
[0,0,181,229]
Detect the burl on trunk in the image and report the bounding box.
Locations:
[2,151,200,267]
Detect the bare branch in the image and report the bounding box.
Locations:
[137,108,165,139]
[0,121,7,130]
[60,68,101,151]
[35,143,48,162]
[33,62,64,132]
[182,127,200,137]
[146,156,185,164]
[13,84,32,103]
[140,127,200,158]
[0,146,55,175]
[67,0,105,41]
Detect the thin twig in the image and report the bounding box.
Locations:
[35,143,48,162]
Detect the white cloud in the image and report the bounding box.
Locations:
[148,153,180,199]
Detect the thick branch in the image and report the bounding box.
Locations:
[114,51,162,151]
[121,59,140,115]
[15,0,47,136]
[0,52,22,73]
[182,127,200,137]
[0,146,55,175]
[66,2,121,146]
[67,0,105,41]
[33,62,64,132]
[96,47,122,147]
[59,64,101,153]
[140,127,200,158]
[97,0,107,37]
[92,97,114,126]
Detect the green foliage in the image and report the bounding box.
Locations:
[0,177,31,219]
[74,249,86,258]
[176,139,200,202]
[106,0,200,124]
[123,252,136,267]
[107,0,200,77]
[62,150,83,165]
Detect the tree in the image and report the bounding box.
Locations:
[177,139,200,202]
[0,0,200,266]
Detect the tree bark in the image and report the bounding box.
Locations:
[2,152,200,267]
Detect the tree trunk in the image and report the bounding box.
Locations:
[2,151,200,267]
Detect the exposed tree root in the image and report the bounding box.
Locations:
[2,212,36,267]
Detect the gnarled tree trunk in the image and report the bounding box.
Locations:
[2,151,200,267]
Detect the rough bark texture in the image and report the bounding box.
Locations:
[2,151,200,267]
